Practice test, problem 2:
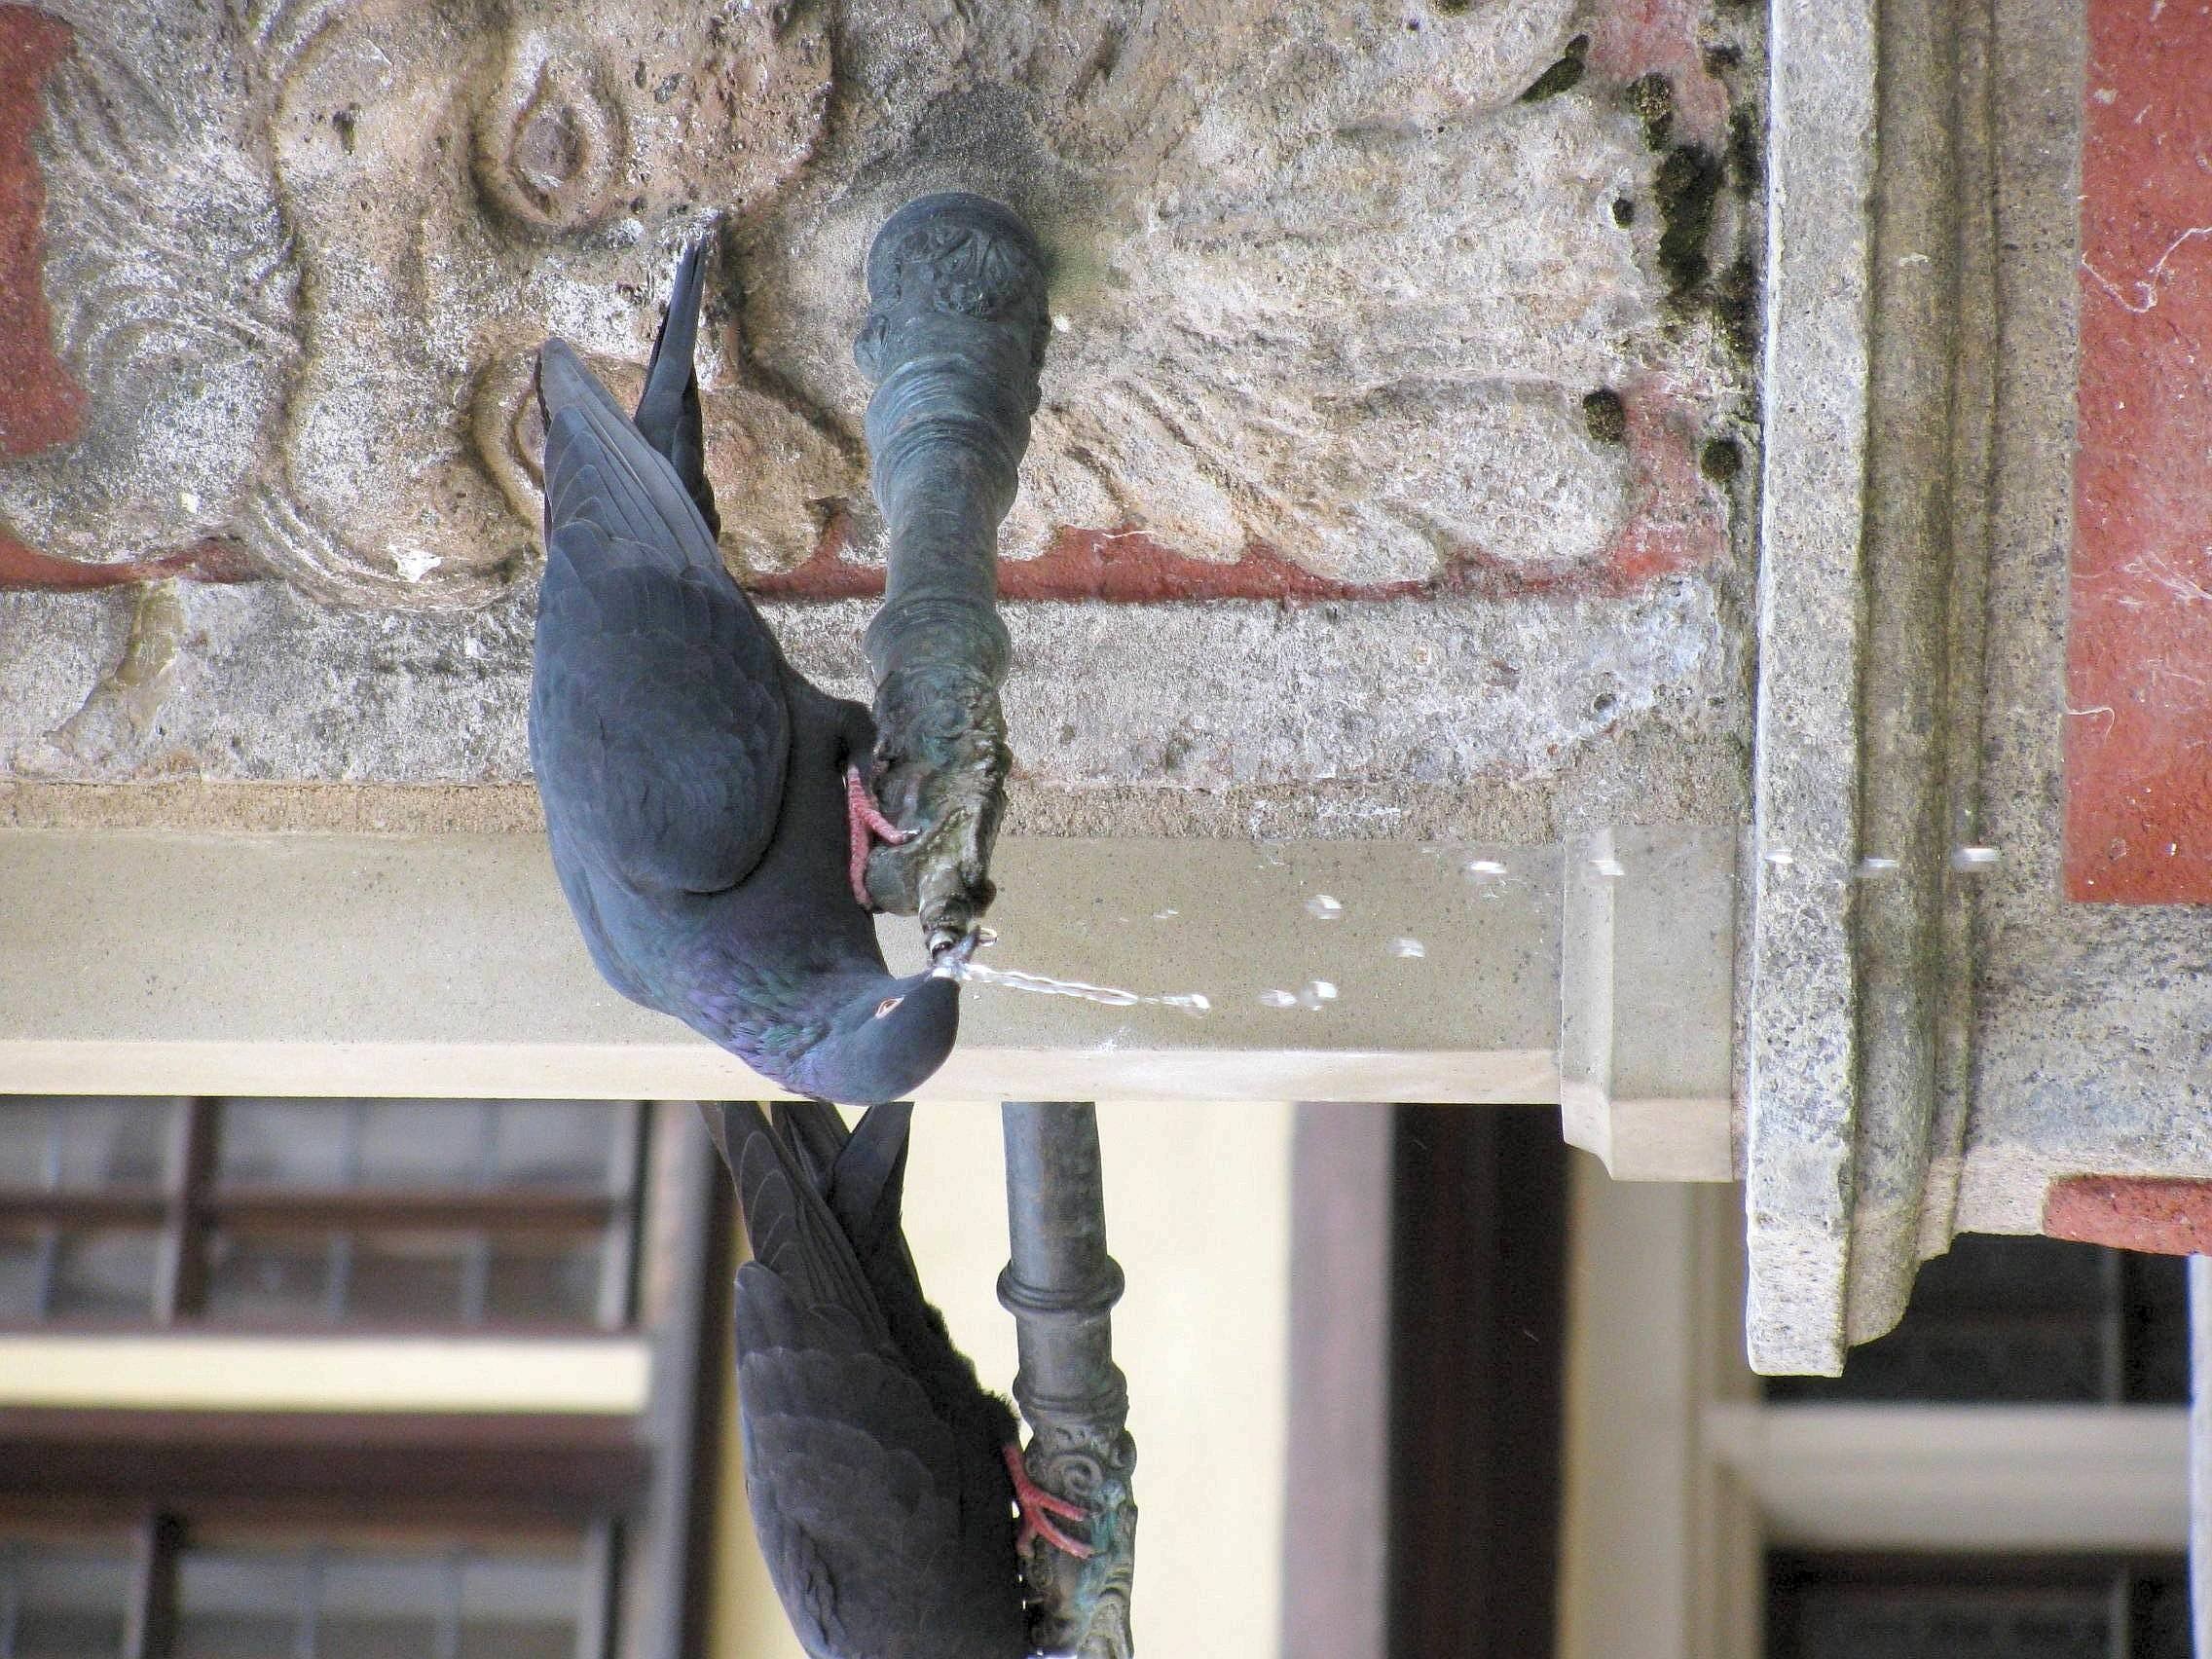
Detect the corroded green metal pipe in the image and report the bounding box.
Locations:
[854,193,1051,955]
[1000,1100,1137,1658]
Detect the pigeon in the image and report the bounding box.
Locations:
[706,1099,1093,1659]
[530,234,960,1107]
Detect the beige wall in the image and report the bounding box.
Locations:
[712,1099,1297,1658]
[1555,1164,1761,1659]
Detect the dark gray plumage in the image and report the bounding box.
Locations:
[710,1100,1085,1659]
[530,238,958,1106]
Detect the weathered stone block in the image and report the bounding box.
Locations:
[0,0,1757,820]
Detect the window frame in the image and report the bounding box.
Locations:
[0,1099,728,1659]
[0,1099,650,1334]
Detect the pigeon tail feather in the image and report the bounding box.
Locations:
[828,1099,915,1266]
[634,229,719,535]
[772,1097,852,1195]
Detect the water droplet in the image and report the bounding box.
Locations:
[1260,989,1300,1010]
[1389,937,1427,958]
[1463,859,1508,880]
[1306,894,1346,920]
[1854,856,1900,880]
[1951,844,2000,870]
[1763,848,1794,869]
[1298,979,1340,1011]
[1590,856,1626,878]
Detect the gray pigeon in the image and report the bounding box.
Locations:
[531,236,959,1106]
[707,1099,1092,1659]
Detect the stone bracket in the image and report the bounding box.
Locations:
[1560,827,1737,1183]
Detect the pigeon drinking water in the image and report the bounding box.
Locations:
[531,236,959,1105]
[707,1099,1092,1658]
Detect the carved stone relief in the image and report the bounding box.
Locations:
[3,0,1752,610]
[5,0,834,607]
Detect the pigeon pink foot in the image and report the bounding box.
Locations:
[846,766,912,909]
[1003,1443,1094,1559]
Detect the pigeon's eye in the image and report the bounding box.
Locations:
[873,996,904,1019]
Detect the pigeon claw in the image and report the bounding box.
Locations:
[845,765,913,910]
[1002,1444,1094,1560]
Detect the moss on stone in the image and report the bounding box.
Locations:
[1655,143,1723,297]
[1713,256,1758,361]
[1520,34,1589,103]
[1727,105,1763,197]
[1626,73,1675,150]
[1700,436,1743,482]
[1582,387,1629,445]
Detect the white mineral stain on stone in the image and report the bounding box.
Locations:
[390,546,441,584]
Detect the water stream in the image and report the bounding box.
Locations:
[940,957,1211,1014]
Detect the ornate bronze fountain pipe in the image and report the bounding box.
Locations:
[853,193,1051,955]
[999,1101,1137,1658]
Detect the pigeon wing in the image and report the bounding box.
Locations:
[531,340,787,896]
[737,1270,981,1659]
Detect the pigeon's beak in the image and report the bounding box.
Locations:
[929,926,992,977]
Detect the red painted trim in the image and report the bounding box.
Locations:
[0,535,262,590]
[2044,1174,2212,1256]
[753,382,1726,606]
[0,7,86,461]
[2065,0,2212,903]
[1583,0,1732,147]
